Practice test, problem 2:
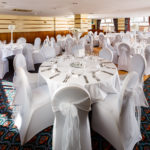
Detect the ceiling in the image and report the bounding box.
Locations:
[0,0,150,18]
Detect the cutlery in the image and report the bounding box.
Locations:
[101,70,113,76]
[40,65,51,67]
[63,74,70,83]
[92,72,100,81]
[41,68,51,72]
[55,68,60,73]
[49,73,60,79]
[83,75,89,83]
[100,63,116,69]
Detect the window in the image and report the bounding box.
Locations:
[100,18,114,32]
[130,16,149,31]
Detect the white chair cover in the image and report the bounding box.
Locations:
[144,45,150,75]
[85,36,93,52]
[99,47,113,62]
[52,85,92,150]
[108,44,118,64]
[17,37,26,44]
[0,49,9,78]
[129,54,147,82]
[92,72,146,150]
[112,35,122,47]
[72,44,85,57]
[41,44,56,59]
[23,43,35,71]
[99,33,105,48]
[56,34,62,41]
[66,34,72,39]
[13,67,54,145]
[65,38,74,55]
[34,37,41,49]
[118,43,131,71]
[13,54,38,88]
[50,37,61,55]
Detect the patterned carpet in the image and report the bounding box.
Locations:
[0,78,150,150]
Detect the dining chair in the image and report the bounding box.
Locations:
[13,53,38,88]
[52,85,92,150]
[16,37,26,44]
[13,67,54,145]
[41,44,56,59]
[99,33,105,48]
[65,37,74,55]
[23,43,35,71]
[85,35,93,53]
[34,37,41,50]
[112,35,122,47]
[119,54,148,108]
[129,54,147,82]
[107,44,118,64]
[56,34,62,41]
[50,37,61,55]
[99,47,113,62]
[118,43,131,71]
[0,49,9,79]
[92,72,143,150]
[66,34,72,39]
[144,45,150,75]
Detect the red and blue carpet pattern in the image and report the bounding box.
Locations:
[0,79,150,150]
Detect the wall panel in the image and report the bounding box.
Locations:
[0,14,91,43]
[0,14,54,33]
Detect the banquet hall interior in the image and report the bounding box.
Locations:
[0,0,150,149]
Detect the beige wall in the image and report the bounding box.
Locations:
[0,15,54,33]
[0,14,91,33]
[75,14,91,32]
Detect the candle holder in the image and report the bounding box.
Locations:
[8,25,15,44]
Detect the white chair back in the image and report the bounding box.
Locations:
[66,34,72,39]
[118,43,131,71]
[41,45,56,59]
[92,72,141,150]
[0,48,2,59]
[23,44,35,71]
[65,38,74,54]
[34,37,41,49]
[99,48,113,62]
[130,54,146,82]
[52,85,91,150]
[13,54,27,72]
[13,67,32,145]
[17,37,26,44]
[56,34,62,41]
[145,45,150,75]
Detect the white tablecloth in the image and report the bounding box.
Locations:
[39,55,121,103]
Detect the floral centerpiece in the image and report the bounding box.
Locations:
[71,28,82,41]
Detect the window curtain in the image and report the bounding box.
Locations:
[149,17,150,26]
[113,18,118,32]
[125,18,130,32]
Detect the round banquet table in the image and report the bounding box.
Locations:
[39,55,121,103]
